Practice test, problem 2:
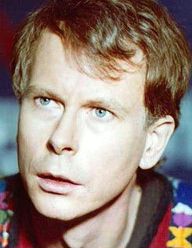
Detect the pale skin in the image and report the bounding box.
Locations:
[17,31,175,248]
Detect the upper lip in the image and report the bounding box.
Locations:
[37,172,80,185]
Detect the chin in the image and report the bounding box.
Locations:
[31,192,86,221]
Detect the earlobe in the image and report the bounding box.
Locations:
[139,115,175,170]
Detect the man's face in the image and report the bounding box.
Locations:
[18,31,148,220]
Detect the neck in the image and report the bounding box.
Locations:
[31,175,141,248]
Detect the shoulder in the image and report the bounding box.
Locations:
[0,174,20,247]
[169,177,192,211]
[167,177,192,248]
[0,174,21,208]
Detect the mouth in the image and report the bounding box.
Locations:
[37,173,81,195]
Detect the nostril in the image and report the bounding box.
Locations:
[47,141,74,154]
[47,142,55,153]
[63,147,73,152]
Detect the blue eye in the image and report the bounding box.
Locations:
[92,108,114,122]
[34,96,63,115]
[39,97,51,106]
[95,108,107,118]
[35,97,59,109]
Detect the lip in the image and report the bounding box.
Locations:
[37,173,81,195]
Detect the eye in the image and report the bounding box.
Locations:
[39,97,51,106]
[92,108,114,121]
[35,97,60,109]
[95,108,107,118]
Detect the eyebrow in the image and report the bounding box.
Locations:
[24,85,129,117]
[83,99,129,117]
[23,85,64,102]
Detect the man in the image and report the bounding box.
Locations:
[0,0,191,247]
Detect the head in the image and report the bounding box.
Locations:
[12,0,191,220]
[12,0,191,127]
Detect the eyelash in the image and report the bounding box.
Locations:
[34,96,58,108]
[91,107,114,121]
[33,96,115,121]
[39,97,51,105]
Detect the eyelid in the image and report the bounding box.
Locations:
[34,96,61,109]
[25,87,62,103]
[88,104,115,116]
[90,107,114,122]
[34,95,55,102]
[35,93,62,103]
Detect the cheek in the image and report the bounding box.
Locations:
[80,124,146,183]
[18,108,54,151]
[17,111,50,173]
[78,127,146,205]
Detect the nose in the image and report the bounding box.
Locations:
[47,112,78,155]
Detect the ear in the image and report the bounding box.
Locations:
[139,115,175,170]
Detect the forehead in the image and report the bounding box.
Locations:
[30,31,146,111]
[32,29,146,78]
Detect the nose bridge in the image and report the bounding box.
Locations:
[48,109,78,154]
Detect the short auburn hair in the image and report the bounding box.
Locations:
[11,0,191,127]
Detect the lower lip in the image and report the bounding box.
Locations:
[37,177,80,195]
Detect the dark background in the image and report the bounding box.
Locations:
[0,0,192,181]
